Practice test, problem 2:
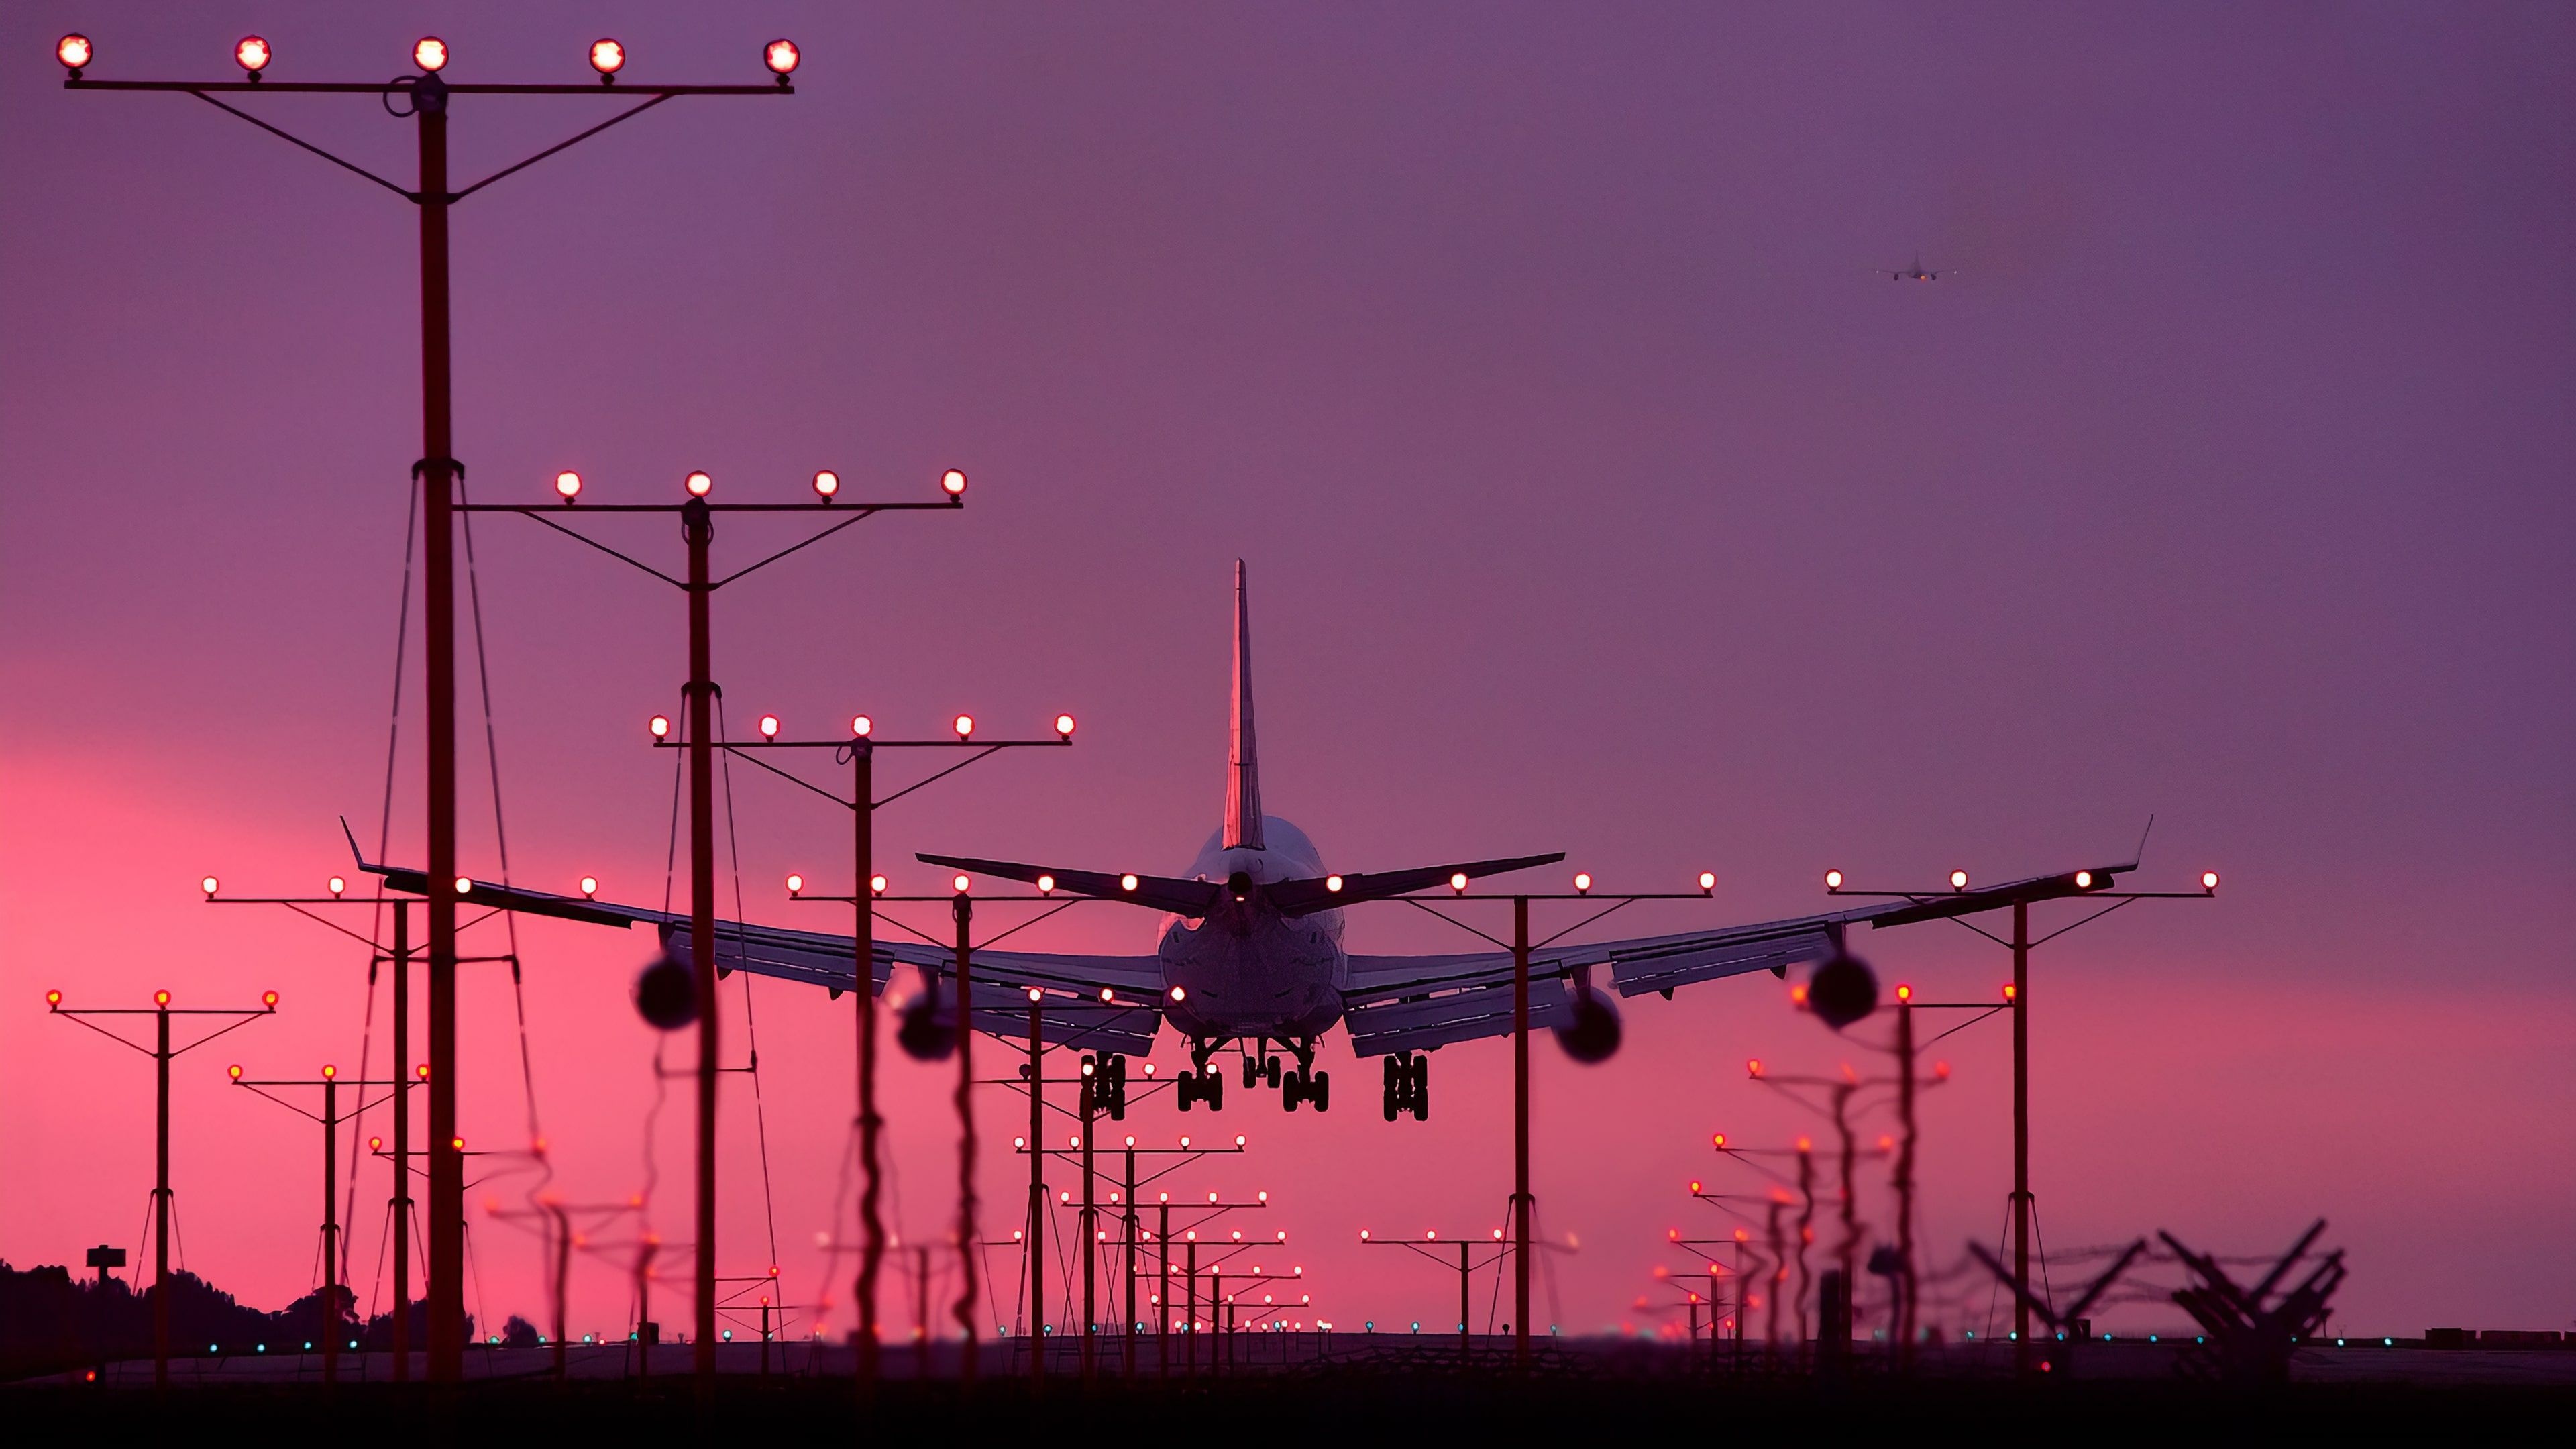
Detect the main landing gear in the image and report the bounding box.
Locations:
[1381,1052,1429,1122]
[1176,1038,1226,1112]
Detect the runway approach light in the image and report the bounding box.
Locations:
[870,875,887,895]
[685,470,712,498]
[1746,1059,1762,1077]
[264,991,278,1008]
[765,39,800,77]
[1699,871,1717,894]
[953,714,975,739]
[1122,874,1141,892]
[953,875,971,894]
[1450,873,1470,894]
[850,714,872,738]
[554,471,582,503]
[589,40,625,77]
[235,36,270,74]
[1894,983,1912,1003]
[580,877,598,898]
[57,35,91,73]
[2202,871,2221,892]
[328,876,346,898]
[649,715,670,739]
[454,877,472,895]
[1326,875,1344,892]
[940,468,968,497]
[785,874,804,897]
[1711,1132,1727,1149]
[758,714,780,740]
[1055,713,1077,738]
[1949,869,1970,890]
[1824,869,1844,890]
[812,469,839,500]
[413,38,448,73]
[1572,873,1592,895]
[155,990,172,1007]
[203,876,220,898]
[1038,875,1057,895]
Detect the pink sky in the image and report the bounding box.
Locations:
[3,3,2570,1341]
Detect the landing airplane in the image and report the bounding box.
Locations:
[357,564,2139,1121]
[1880,254,1960,282]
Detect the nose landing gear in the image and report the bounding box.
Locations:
[1380,1052,1430,1121]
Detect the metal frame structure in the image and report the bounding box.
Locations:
[60,32,799,1384]
[223,1064,398,1383]
[46,987,276,1388]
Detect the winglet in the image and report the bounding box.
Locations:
[340,815,366,870]
[1224,560,1264,851]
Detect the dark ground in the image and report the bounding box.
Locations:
[3,1373,2567,1443]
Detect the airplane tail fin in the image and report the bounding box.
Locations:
[1225,559,1264,850]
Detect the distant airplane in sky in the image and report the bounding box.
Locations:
[1880,254,1960,281]
[361,565,2133,1121]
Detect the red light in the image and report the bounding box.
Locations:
[1572,872,1591,894]
[263,991,279,1008]
[765,39,800,76]
[451,1136,465,1151]
[1450,873,1469,893]
[57,35,91,70]
[2002,983,2017,1002]
[454,876,472,895]
[649,715,670,739]
[227,1065,241,1080]
[1949,869,1969,890]
[1121,873,1140,892]
[322,1064,337,1079]
[417,1065,429,1079]
[202,875,219,897]
[869,875,887,895]
[1037,875,1057,895]
[235,37,270,74]
[1055,713,1076,737]
[758,714,780,739]
[2202,870,2221,891]
[851,714,873,738]
[1795,1136,1811,1152]
[1746,1059,1762,1077]
[1823,869,1843,890]
[1711,1132,1727,1149]
[328,876,346,898]
[369,1137,382,1152]
[1326,875,1344,892]
[786,874,804,896]
[589,39,625,76]
[953,713,975,739]
[812,469,839,500]
[684,470,712,498]
[939,468,967,496]
[154,990,171,1007]
[1790,983,1809,1006]
[1935,1061,1951,1079]
[44,990,61,1007]
[580,876,598,898]
[1698,871,1717,892]
[555,470,582,502]
[1894,983,1912,1002]
[953,874,971,894]
[413,38,448,72]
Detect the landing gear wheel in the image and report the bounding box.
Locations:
[1310,1069,1330,1113]
[1242,1053,1259,1090]
[1177,1069,1199,1112]
[1381,1055,1401,1121]
[1409,1054,1430,1121]
[1204,1068,1224,1112]
[1264,1055,1282,1089]
[1282,1072,1304,1112]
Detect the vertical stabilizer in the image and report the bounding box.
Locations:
[1225,560,1265,850]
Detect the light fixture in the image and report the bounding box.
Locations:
[1698,871,1717,893]
[812,469,839,500]
[555,470,582,503]
[2201,870,2220,892]
[1894,983,1912,1003]
[1055,713,1076,737]
[454,876,472,895]
[328,876,346,898]
[764,39,800,77]
[684,470,712,497]
[2074,871,2094,888]
[758,714,780,739]
[1572,872,1591,894]
[869,875,888,895]
[786,873,804,897]
[940,468,967,497]
[57,34,92,72]
[1168,985,1185,1002]
[580,876,599,898]
[1450,873,1468,894]
[1036,875,1057,895]
[850,714,872,738]
[1824,869,1843,890]
[155,990,172,1007]
[202,876,220,897]
[649,714,670,739]
[1746,1058,1762,1077]
[235,36,270,76]
[1120,873,1140,892]
[1325,875,1344,892]
[953,875,971,894]
[952,713,974,739]
[413,38,448,73]
[589,39,625,78]
[264,991,280,1008]
[1950,869,1970,890]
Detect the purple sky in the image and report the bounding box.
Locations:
[4,3,2569,1342]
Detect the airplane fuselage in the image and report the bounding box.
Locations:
[1157,815,1345,1042]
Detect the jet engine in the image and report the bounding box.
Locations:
[1553,983,1623,1064]
[633,953,697,1031]
[1807,953,1879,1030]
[897,989,958,1061]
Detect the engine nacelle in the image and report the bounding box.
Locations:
[1553,989,1623,1064]
[1808,953,1878,1030]
[897,991,958,1061]
[633,954,697,1032]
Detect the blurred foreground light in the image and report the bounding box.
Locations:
[235,36,270,74]
[589,39,625,76]
[58,34,92,71]
[765,38,800,76]
[413,38,448,72]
